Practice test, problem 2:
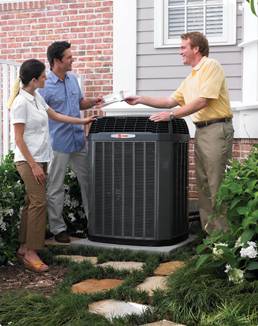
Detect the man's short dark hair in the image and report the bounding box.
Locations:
[47,41,71,68]
[181,32,209,57]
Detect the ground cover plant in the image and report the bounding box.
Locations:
[196,145,258,284]
[0,242,257,326]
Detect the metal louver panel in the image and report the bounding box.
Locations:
[93,141,156,239]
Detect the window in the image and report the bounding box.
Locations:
[154,0,236,48]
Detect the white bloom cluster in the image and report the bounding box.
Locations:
[212,243,228,259]
[240,241,257,259]
[224,264,244,284]
[68,170,76,179]
[68,213,76,222]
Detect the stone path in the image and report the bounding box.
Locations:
[53,252,185,325]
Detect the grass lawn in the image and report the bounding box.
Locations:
[0,237,258,326]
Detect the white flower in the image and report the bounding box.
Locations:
[64,185,70,191]
[228,268,244,284]
[71,200,79,208]
[68,170,76,179]
[213,243,227,259]
[224,264,231,273]
[247,241,257,248]
[225,164,232,172]
[235,176,240,180]
[4,208,14,216]
[240,245,257,259]
[234,237,243,248]
[68,213,76,222]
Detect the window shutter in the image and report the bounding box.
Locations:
[155,0,236,47]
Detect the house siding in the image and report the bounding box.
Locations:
[137,0,243,101]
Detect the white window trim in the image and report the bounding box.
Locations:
[154,0,236,48]
[113,0,136,95]
[238,1,258,104]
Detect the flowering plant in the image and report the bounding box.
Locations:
[0,152,24,264]
[196,144,258,284]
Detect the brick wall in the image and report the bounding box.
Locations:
[189,138,258,200]
[0,0,113,98]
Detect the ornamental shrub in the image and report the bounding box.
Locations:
[0,151,86,264]
[0,152,24,264]
[196,144,258,283]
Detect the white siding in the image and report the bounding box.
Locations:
[137,0,243,101]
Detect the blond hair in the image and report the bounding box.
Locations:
[6,78,21,109]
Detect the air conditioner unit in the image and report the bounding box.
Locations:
[88,116,189,246]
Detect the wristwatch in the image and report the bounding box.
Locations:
[169,112,175,120]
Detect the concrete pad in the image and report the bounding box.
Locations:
[137,276,168,296]
[54,255,98,265]
[98,261,144,271]
[72,279,123,294]
[45,236,81,246]
[141,320,185,326]
[88,299,152,320]
[154,261,185,276]
[71,234,196,254]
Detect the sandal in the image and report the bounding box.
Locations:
[23,257,49,273]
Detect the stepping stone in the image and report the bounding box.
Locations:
[88,299,152,320]
[136,276,168,296]
[154,261,185,276]
[141,320,185,326]
[72,278,123,294]
[55,255,98,265]
[98,261,144,271]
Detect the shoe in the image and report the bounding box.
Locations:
[54,231,70,243]
[23,257,49,273]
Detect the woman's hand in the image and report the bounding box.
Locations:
[30,163,46,185]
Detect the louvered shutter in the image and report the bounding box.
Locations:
[155,0,236,47]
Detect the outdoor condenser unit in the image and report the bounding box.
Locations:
[88,116,189,246]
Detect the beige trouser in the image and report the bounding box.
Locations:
[194,121,234,233]
[16,161,47,250]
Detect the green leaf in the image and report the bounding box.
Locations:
[246,261,258,271]
[248,0,258,16]
[240,229,256,243]
[237,206,249,215]
[195,254,211,270]
[196,243,208,254]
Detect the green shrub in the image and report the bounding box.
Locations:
[0,151,86,264]
[196,144,258,283]
[0,152,24,264]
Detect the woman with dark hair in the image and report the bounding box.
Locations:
[9,59,96,272]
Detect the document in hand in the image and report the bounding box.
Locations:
[103,90,125,106]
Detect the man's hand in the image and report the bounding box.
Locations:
[149,111,172,122]
[82,115,99,124]
[94,97,104,109]
[124,96,141,106]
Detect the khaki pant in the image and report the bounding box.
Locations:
[194,121,234,233]
[16,161,47,250]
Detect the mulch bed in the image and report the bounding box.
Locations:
[0,262,68,296]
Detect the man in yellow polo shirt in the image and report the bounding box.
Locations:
[125,32,234,233]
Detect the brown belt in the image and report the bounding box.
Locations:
[194,117,232,128]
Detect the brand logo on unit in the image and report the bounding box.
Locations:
[111,133,136,139]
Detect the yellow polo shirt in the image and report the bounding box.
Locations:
[172,56,233,122]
